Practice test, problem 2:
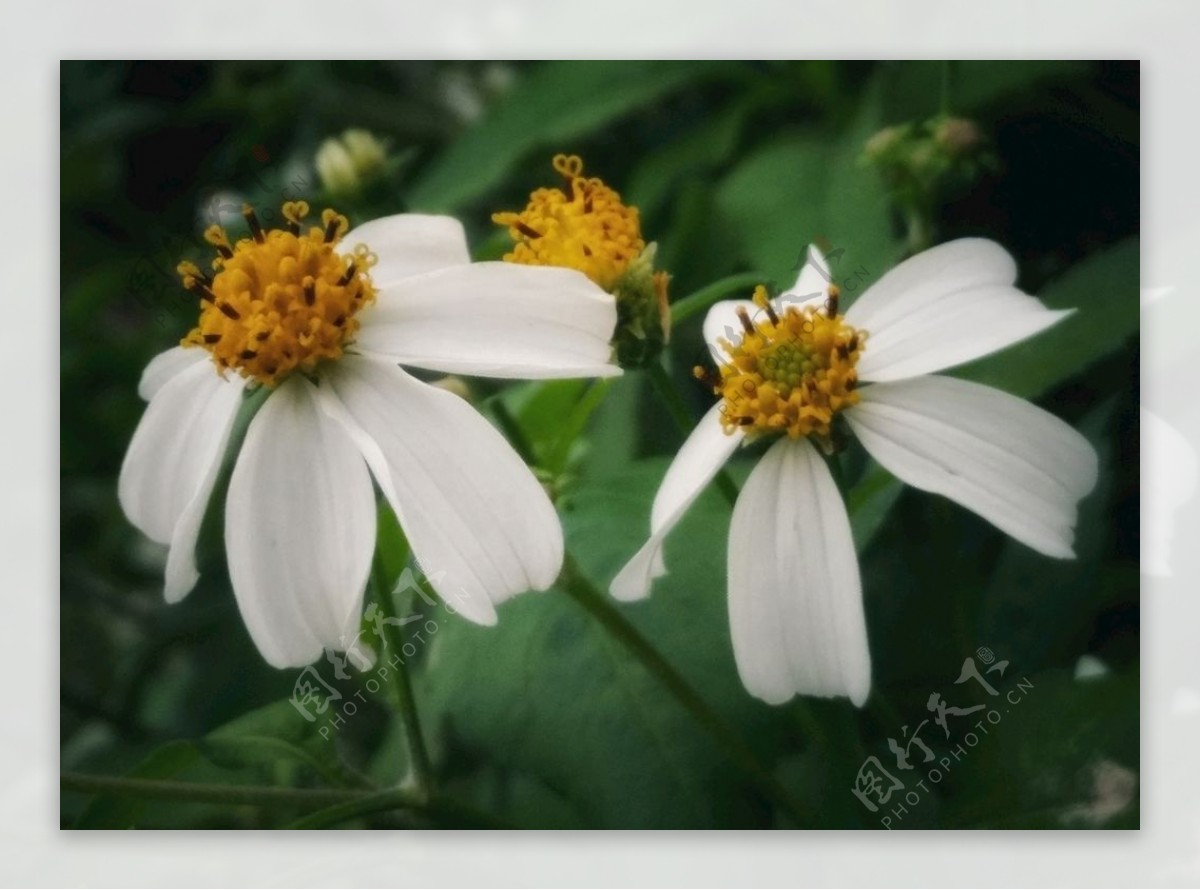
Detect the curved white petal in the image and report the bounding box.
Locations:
[353,263,620,379]
[137,346,207,401]
[322,356,562,626]
[610,404,742,601]
[340,213,470,287]
[728,437,871,707]
[118,359,245,602]
[846,375,1099,558]
[224,375,376,668]
[844,238,1071,383]
[703,245,832,364]
[702,299,759,363]
[782,242,833,309]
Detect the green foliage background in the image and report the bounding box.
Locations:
[60,60,1139,829]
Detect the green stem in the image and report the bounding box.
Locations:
[62,772,497,829]
[645,361,740,508]
[670,272,766,326]
[560,556,809,827]
[286,788,511,830]
[370,554,434,799]
[62,772,360,810]
[490,398,538,464]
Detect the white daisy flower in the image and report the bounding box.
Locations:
[119,202,619,668]
[611,238,1098,707]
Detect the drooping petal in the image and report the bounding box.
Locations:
[118,359,246,602]
[224,375,376,668]
[340,213,470,286]
[610,404,742,601]
[137,345,207,401]
[352,262,621,379]
[845,375,1099,558]
[321,356,562,626]
[844,238,1071,383]
[727,437,871,706]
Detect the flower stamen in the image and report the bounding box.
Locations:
[180,202,376,387]
[710,285,866,447]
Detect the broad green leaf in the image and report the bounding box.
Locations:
[407,61,728,212]
[713,85,899,296]
[421,458,808,828]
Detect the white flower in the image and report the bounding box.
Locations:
[611,238,1098,707]
[120,204,619,668]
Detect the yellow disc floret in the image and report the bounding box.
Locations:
[492,154,644,291]
[179,202,376,387]
[706,285,866,448]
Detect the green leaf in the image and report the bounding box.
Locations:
[956,238,1139,399]
[421,458,803,828]
[407,61,727,212]
[713,84,900,295]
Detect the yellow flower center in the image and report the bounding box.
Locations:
[705,286,866,446]
[179,202,376,387]
[492,154,644,291]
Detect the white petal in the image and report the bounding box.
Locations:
[844,238,1071,382]
[118,359,245,602]
[224,375,375,668]
[845,375,1099,558]
[703,299,759,363]
[782,242,833,309]
[353,263,620,379]
[340,213,470,287]
[322,356,562,625]
[137,346,206,401]
[728,438,871,706]
[610,404,742,601]
[702,245,831,364]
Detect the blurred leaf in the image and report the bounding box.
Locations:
[713,82,899,294]
[421,458,798,828]
[957,238,1139,399]
[408,61,727,212]
[74,740,201,828]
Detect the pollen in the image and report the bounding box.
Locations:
[492,154,644,291]
[179,202,377,387]
[705,285,866,447]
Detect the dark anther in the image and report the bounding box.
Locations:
[515,221,542,240]
[303,280,316,306]
[186,279,216,304]
[203,333,221,344]
[239,349,258,360]
[218,302,241,320]
[337,263,357,287]
[583,195,593,214]
[264,364,278,376]
[737,416,755,426]
[215,244,233,260]
[242,206,265,244]
[323,217,340,243]
[285,219,300,236]
[764,302,780,326]
[333,314,346,328]
[825,286,840,317]
[848,334,859,352]
[737,307,755,335]
[837,344,849,360]
[256,330,269,341]
[582,244,593,257]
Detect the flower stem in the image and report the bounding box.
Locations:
[645,361,740,508]
[669,272,766,326]
[559,555,809,827]
[370,554,434,799]
[61,772,499,828]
